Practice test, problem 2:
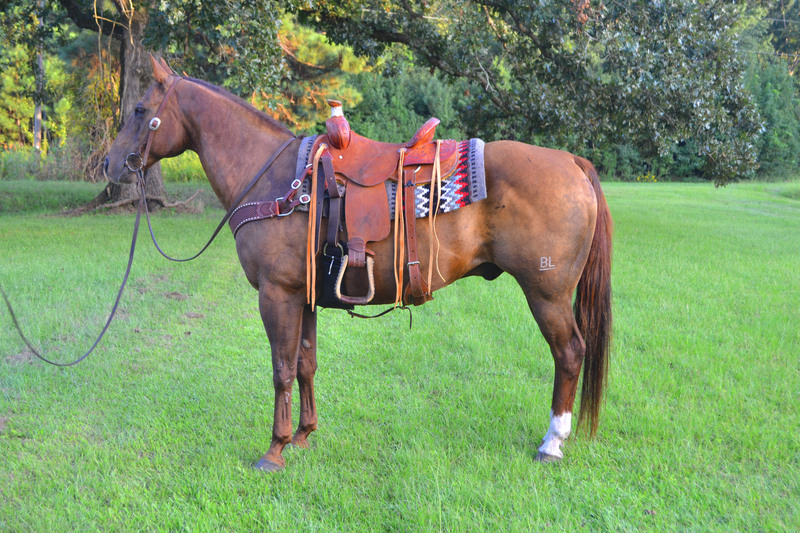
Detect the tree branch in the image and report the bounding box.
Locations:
[57,0,125,39]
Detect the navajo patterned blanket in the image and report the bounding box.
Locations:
[294,135,487,218]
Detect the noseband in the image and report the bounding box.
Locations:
[124,75,182,174]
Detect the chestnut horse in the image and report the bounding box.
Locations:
[105,57,612,471]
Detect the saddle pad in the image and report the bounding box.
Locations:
[295,136,487,219]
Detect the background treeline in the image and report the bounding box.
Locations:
[1,0,799,185]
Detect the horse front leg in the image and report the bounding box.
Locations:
[254,283,305,472]
[291,305,318,448]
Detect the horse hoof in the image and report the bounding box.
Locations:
[253,457,284,472]
[535,451,562,464]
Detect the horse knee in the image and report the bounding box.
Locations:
[272,366,296,391]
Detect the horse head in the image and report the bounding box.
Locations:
[104,55,189,184]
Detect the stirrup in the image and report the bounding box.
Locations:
[334,255,375,305]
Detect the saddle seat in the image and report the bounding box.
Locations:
[315,130,459,187]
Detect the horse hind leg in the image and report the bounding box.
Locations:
[291,305,318,448]
[528,296,586,462]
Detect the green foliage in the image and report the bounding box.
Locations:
[750,0,800,73]
[0,2,88,153]
[344,50,469,142]
[304,0,765,185]
[746,59,800,177]
[0,44,34,149]
[257,14,369,133]
[160,151,206,183]
[3,1,800,184]
[146,0,311,95]
[0,142,98,182]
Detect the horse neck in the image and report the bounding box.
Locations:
[179,81,295,210]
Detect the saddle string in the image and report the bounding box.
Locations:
[306,144,326,310]
[393,148,407,308]
[427,140,447,293]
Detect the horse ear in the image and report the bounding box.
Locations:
[158,57,175,76]
[150,54,170,85]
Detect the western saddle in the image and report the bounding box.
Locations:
[305,100,459,310]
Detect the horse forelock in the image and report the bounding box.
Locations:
[181,77,293,136]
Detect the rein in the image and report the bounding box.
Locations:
[1,76,296,366]
[0,189,144,367]
[135,135,296,262]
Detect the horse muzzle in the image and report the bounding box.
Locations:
[103,154,141,184]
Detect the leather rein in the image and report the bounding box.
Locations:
[1,75,297,366]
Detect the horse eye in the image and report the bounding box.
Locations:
[134,105,146,117]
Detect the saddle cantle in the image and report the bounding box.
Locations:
[307,100,461,309]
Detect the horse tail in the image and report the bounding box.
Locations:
[573,156,613,437]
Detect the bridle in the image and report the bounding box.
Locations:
[124,74,182,175]
[124,74,303,262]
[2,74,298,365]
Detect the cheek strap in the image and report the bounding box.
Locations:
[129,75,182,173]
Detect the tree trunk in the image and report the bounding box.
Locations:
[33,0,45,155]
[105,6,167,207]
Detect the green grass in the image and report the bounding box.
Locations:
[0,180,220,215]
[1,181,799,531]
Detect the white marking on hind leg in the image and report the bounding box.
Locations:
[538,410,572,458]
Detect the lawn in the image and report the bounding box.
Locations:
[1,180,798,531]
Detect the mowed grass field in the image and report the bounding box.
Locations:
[1,180,798,531]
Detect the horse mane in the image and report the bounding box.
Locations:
[183,77,293,136]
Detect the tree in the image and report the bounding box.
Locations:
[0,1,47,151]
[257,14,369,134]
[750,0,800,74]
[56,0,305,208]
[57,1,165,206]
[303,0,763,184]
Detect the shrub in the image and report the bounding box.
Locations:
[160,151,206,182]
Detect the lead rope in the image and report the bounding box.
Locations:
[0,178,146,367]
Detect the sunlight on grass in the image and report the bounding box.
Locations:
[1,181,799,530]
